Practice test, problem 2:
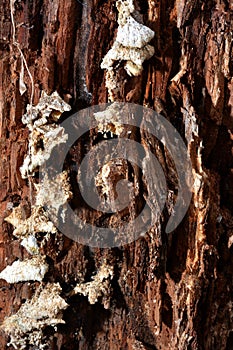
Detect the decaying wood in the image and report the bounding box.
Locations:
[0,0,232,349]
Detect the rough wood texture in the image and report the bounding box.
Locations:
[0,0,233,349]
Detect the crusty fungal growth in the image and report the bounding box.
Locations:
[101,42,155,77]
[104,69,119,102]
[94,102,125,135]
[116,16,154,48]
[1,283,68,349]
[0,89,72,347]
[35,171,72,221]
[5,170,72,254]
[20,124,68,179]
[21,91,71,127]
[116,0,134,25]
[5,205,57,239]
[0,255,48,283]
[20,91,71,178]
[72,262,114,309]
[4,202,57,257]
[101,0,155,100]
[20,235,40,255]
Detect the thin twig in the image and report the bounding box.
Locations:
[10,0,34,106]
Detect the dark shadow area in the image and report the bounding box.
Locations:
[56,295,111,350]
[166,216,189,283]
[226,331,233,350]
[161,291,173,329]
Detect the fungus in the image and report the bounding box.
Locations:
[0,255,48,283]
[1,283,68,349]
[20,91,71,178]
[101,0,155,100]
[72,262,114,309]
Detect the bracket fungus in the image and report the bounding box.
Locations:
[20,91,71,179]
[1,283,68,349]
[0,255,48,283]
[101,0,155,100]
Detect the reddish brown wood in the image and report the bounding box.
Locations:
[0,0,233,349]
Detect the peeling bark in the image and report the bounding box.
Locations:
[0,0,233,349]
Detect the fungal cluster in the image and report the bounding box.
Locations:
[5,205,57,241]
[2,91,72,263]
[72,262,114,309]
[1,90,117,347]
[0,92,71,283]
[35,171,72,224]
[20,91,71,179]
[101,0,155,101]
[1,283,68,349]
[94,102,125,136]
[1,92,72,348]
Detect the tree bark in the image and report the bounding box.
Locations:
[0,0,233,349]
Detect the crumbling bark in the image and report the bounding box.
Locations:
[0,0,233,349]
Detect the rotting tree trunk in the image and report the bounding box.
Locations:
[0,0,233,349]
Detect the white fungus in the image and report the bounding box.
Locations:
[5,205,57,238]
[0,255,48,283]
[94,102,125,135]
[1,283,68,349]
[21,235,40,255]
[101,0,155,100]
[72,262,114,309]
[116,16,155,49]
[20,91,71,179]
[35,171,72,221]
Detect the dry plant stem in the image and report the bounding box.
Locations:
[10,0,34,106]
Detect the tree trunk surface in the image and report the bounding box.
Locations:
[0,0,233,349]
